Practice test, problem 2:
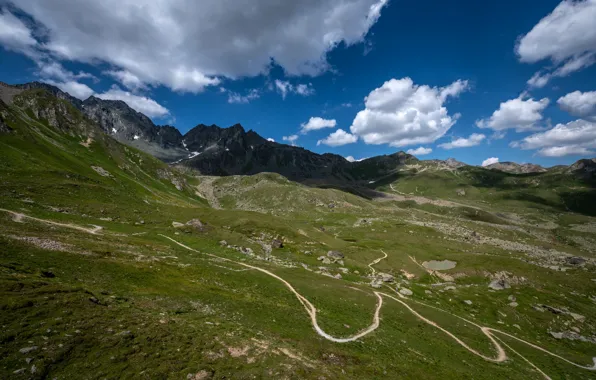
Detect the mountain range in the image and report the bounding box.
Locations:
[1,81,594,181]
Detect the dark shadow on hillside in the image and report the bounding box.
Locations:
[560,189,596,216]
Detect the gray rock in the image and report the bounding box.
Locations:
[172,221,185,228]
[508,295,516,302]
[333,274,342,279]
[19,346,38,354]
[219,240,227,247]
[509,302,518,307]
[378,273,394,283]
[444,286,456,291]
[327,250,344,259]
[271,239,283,249]
[370,279,383,288]
[186,219,205,231]
[13,368,25,375]
[464,300,472,305]
[488,279,510,290]
[399,288,413,296]
[425,290,433,295]
[566,256,586,265]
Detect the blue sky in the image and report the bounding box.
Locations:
[1,0,595,167]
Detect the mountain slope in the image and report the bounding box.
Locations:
[0,86,206,223]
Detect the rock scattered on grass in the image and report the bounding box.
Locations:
[19,346,38,354]
[488,279,510,290]
[399,288,413,296]
[378,273,394,283]
[327,250,344,259]
[271,239,283,249]
[186,219,205,231]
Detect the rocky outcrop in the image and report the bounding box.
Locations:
[486,161,547,174]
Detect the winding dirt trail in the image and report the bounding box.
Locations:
[161,235,596,377]
[0,208,103,234]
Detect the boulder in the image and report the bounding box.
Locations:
[172,221,185,228]
[327,250,344,259]
[219,240,227,247]
[463,300,472,305]
[399,288,413,296]
[186,219,205,231]
[566,256,586,266]
[370,279,383,288]
[271,239,283,249]
[488,279,510,290]
[378,273,394,283]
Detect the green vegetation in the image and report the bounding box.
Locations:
[1,89,595,379]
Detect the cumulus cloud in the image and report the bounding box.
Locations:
[511,119,596,156]
[282,134,299,145]
[300,117,336,134]
[104,70,146,91]
[317,129,358,147]
[438,133,486,149]
[5,0,388,92]
[537,146,594,157]
[349,77,469,147]
[476,95,549,132]
[275,80,315,99]
[481,157,499,167]
[44,79,94,100]
[517,0,596,87]
[406,146,432,155]
[345,155,368,162]
[557,90,596,121]
[95,86,170,118]
[36,61,96,99]
[225,89,261,104]
[0,8,37,57]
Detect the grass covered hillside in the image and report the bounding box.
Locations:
[1,88,596,379]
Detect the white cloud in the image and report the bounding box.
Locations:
[266,137,275,142]
[44,79,94,100]
[481,157,499,167]
[0,8,37,57]
[7,0,388,92]
[295,83,315,96]
[476,95,549,132]
[526,72,551,89]
[537,145,594,157]
[105,70,146,90]
[282,134,299,145]
[95,86,170,118]
[275,80,315,99]
[438,133,486,149]
[317,129,358,147]
[38,62,96,83]
[557,90,596,121]
[345,155,368,162]
[300,117,336,134]
[36,61,96,99]
[511,119,596,156]
[226,89,260,104]
[406,146,432,155]
[517,0,596,86]
[349,77,469,147]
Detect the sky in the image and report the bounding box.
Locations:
[0,0,595,167]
